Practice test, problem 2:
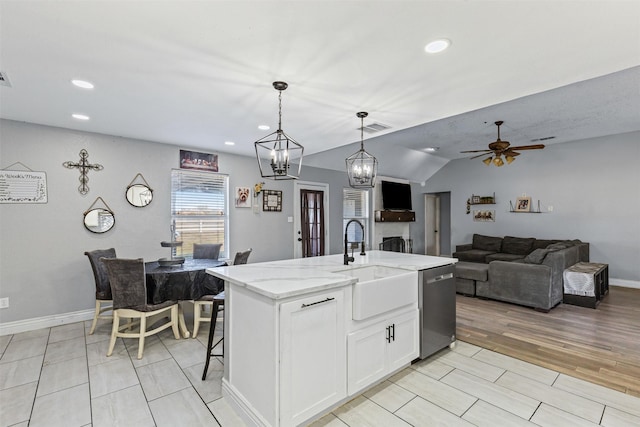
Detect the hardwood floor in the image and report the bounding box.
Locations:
[455,285,640,397]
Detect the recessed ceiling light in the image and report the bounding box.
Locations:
[224,141,235,146]
[425,39,451,54]
[72,113,90,120]
[71,79,94,89]
[424,147,439,152]
[258,125,270,131]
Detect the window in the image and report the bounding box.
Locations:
[171,169,228,258]
[343,188,370,249]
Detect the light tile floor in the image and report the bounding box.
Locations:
[1,317,639,427]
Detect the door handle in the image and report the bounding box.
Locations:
[390,324,395,342]
[385,326,391,343]
[297,238,302,241]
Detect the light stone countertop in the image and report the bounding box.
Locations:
[206,250,457,300]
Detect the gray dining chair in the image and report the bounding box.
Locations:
[193,243,222,260]
[101,257,180,359]
[84,248,116,334]
[192,243,223,337]
[202,248,252,379]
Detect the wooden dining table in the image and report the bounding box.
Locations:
[145,258,226,338]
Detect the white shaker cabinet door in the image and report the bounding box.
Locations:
[387,309,420,372]
[347,308,420,395]
[279,290,346,426]
[347,320,388,395]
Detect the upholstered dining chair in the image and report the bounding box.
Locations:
[193,243,222,260]
[101,257,180,359]
[192,242,223,337]
[202,248,252,379]
[85,248,116,334]
[193,248,252,338]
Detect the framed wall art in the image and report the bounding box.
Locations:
[262,189,282,212]
[235,186,251,208]
[515,196,532,212]
[180,149,218,172]
[473,210,495,222]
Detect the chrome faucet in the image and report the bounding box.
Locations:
[344,219,366,265]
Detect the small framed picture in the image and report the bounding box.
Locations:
[472,195,480,204]
[473,210,495,222]
[180,149,218,172]
[235,187,251,208]
[263,190,282,212]
[515,196,532,212]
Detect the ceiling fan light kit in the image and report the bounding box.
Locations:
[462,120,545,167]
[254,81,304,180]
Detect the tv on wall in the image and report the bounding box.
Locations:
[381,181,412,211]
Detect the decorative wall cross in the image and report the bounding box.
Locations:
[63,149,103,195]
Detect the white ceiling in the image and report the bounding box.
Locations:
[2,1,639,182]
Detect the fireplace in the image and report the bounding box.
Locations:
[380,236,405,253]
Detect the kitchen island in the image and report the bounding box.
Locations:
[206,251,456,427]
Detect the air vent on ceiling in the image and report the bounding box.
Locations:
[531,136,556,142]
[0,71,12,87]
[358,122,391,134]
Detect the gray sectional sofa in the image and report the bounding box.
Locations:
[453,234,589,311]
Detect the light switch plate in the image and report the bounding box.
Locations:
[0,298,8,309]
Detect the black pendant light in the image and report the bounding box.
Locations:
[346,112,378,188]
[254,81,304,180]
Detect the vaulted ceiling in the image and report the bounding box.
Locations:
[1,1,639,182]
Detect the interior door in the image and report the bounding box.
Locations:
[425,194,441,255]
[293,182,330,258]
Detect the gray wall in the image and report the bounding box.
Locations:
[0,119,350,323]
[1,119,638,325]
[417,131,640,284]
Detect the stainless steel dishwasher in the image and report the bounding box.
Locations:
[418,263,456,359]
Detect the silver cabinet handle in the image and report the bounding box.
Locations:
[301,297,335,309]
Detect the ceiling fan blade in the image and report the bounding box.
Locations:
[470,153,492,160]
[460,149,492,153]
[508,144,545,150]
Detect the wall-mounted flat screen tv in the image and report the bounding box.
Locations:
[381,181,412,211]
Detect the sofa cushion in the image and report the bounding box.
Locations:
[455,261,489,281]
[472,234,502,252]
[502,236,535,255]
[532,239,560,250]
[453,249,495,263]
[486,253,526,263]
[523,248,559,264]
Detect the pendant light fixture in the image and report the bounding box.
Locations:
[346,112,378,188]
[254,81,304,180]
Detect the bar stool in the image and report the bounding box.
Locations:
[202,291,224,380]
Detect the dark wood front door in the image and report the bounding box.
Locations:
[300,189,325,257]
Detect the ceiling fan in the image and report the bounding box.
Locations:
[461,121,545,166]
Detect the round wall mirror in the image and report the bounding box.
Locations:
[126,183,153,207]
[84,208,115,233]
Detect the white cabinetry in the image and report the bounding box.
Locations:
[347,309,419,394]
[225,285,347,427]
[280,290,346,426]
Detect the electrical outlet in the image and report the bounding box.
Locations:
[548,205,554,212]
[0,298,8,309]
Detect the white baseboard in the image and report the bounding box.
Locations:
[0,309,95,336]
[611,278,640,289]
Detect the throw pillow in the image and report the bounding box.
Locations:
[524,248,558,264]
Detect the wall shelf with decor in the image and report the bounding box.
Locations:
[509,197,544,213]
[466,193,495,214]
